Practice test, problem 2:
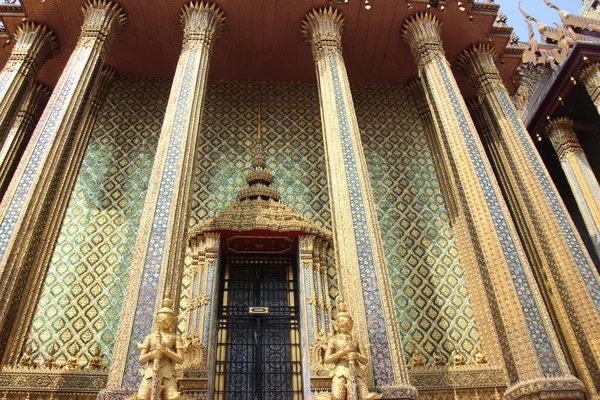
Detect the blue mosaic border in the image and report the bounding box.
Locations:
[320,273,330,333]
[122,50,199,388]
[304,264,315,342]
[313,269,322,332]
[497,89,600,310]
[329,54,394,385]
[0,69,18,105]
[189,272,198,332]
[0,48,90,260]
[202,263,215,347]
[435,58,561,376]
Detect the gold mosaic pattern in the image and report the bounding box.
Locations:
[27,78,480,368]
[352,84,482,362]
[25,78,169,365]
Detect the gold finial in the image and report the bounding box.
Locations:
[251,86,268,170]
[518,1,537,23]
[157,290,175,316]
[518,0,549,33]
[543,0,570,21]
[334,296,351,319]
[237,85,280,202]
[257,87,262,141]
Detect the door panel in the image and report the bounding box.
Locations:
[214,254,303,400]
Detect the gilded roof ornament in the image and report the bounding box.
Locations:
[238,90,280,202]
[518,1,574,67]
[190,88,332,243]
[518,1,550,39]
[544,0,600,33]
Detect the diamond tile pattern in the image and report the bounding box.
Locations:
[27,78,481,368]
[26,78,169,365]
[179,80,334,330]
[353,84,482,363]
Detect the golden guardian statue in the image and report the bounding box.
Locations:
[127,292,187,400]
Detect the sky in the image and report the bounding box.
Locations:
[497,0,582,42]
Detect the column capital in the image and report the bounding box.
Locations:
[579,62,600,102]
[180,2,226,52]
[301,7,345,61]
[402,13,444,69]
[9,22,58,76]
[456,43,504,96]
[79,0,127,52]
[546,117,583,160]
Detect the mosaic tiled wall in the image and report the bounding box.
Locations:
[25,78,170,365]
[178,81,333,329]
[26,78,481,367]
[353,85,482,362]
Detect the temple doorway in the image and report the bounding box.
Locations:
[213,252,303,400]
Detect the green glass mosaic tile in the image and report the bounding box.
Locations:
[27,78,481,368]
[353,84,482,363]
[26,78,170,365]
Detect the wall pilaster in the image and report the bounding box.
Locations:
[0,22,57,145]
[105,2,225,392]
[403,14,583,400]
[547,117,600,258]
[302,8,416,398]
[458,43,600,399]
[1,66,115,367]
[0,83,49,200]
[0,0,125,360]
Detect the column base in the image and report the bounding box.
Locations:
[503,376,585,400]
[377,383,419,400]
[97,388,134,400]
[312,382,418,399]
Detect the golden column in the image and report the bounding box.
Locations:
[546,118,600,255]
[0,0,125,357]
[547,118,600,260]
[302,8,416,396]
[0,83,49,199]
[403,14,582,400]
[409,81,506,368]
[580,62,600,114]
[105,2,225,392]
[458,43,600,398]
[1,66,115,367]
[0,22,57,144]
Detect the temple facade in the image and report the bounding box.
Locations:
[0,0,598,399]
